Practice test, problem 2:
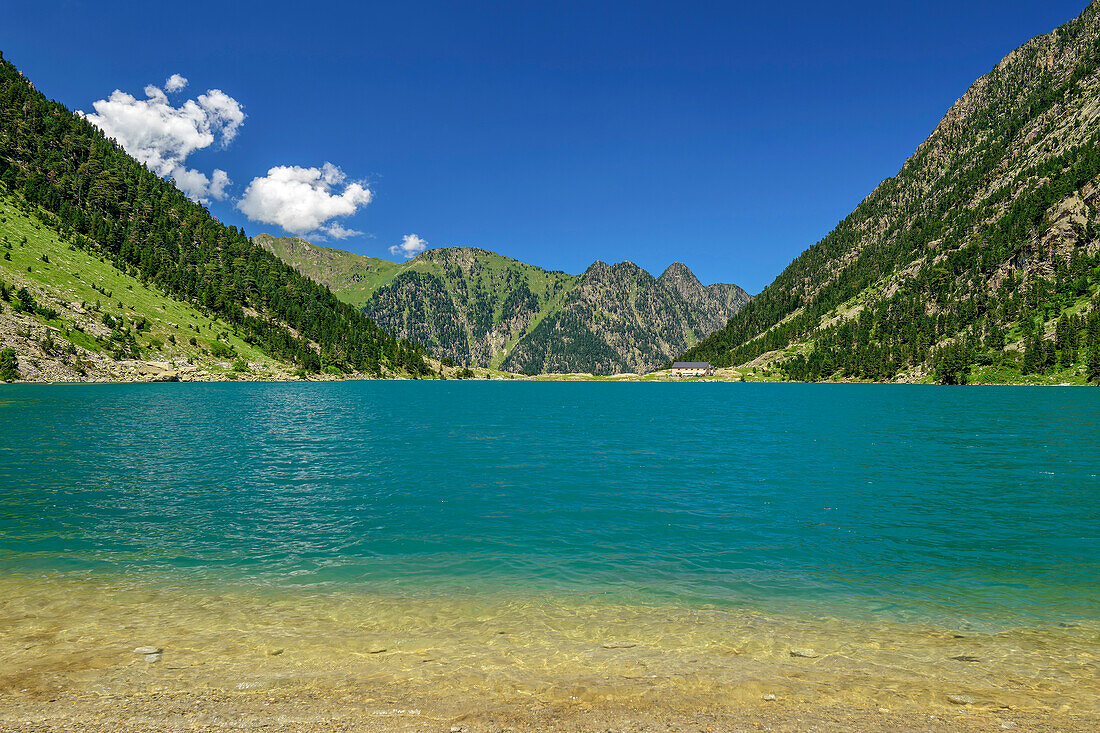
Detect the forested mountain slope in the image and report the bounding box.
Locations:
[0,53,429,380]
[501,259,750,375]
[259,235,750,374]
[681,1,1100,385]
[359,247,580,370]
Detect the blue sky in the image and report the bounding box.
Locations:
[1,0,1090,292]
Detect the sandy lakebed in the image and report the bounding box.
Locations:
[1,579,1097,732]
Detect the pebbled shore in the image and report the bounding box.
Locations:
[4,686,1096,732]
[1,580,1096,733]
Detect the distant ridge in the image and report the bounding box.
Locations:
[256,234,751,374]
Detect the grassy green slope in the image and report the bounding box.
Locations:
[360,247,579,367]
[0,187,288,380]
[252,235,578,326]
[253,233,402,309]
[391,247,581,368]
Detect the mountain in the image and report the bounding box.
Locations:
[253,233,402,309]
[501,259,749,375]
[256,234,750,374]
[0,53,430,381]
[680,1,1100,385]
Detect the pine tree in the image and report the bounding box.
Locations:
[1022,334,1041,374]
[1088,346,1100,384]
[986,321,1005,352]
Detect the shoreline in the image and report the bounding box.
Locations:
[1,578,1096,732]
[1,360,1096,386]
[1,375,1094,386]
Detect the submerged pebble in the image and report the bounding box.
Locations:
[133,646,162,655]
[762,693,777,701]
[144,653,162,663]
[601,641,637,649]
[948,694,975,705]
[789,647,818,658]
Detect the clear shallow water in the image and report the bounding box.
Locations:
[1,381,1098,626]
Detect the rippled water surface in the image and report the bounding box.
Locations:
[1,381,1097,627]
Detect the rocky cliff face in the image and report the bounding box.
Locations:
[682,0,1100,384]
[659,262,753,329]
[256,237,750,374]
[502,260,749,374]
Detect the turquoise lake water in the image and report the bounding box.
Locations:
[1,382,1097,626]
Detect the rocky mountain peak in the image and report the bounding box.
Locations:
[582,260,612,279]
[416,246,493,260]
[659,262,695,281]
[658,262,704,297]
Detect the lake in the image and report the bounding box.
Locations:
[1,381,1098,728]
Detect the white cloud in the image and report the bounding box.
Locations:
[80,76,244,203]
[170,167,232,204]
[209,169,231,200]
[164,74,188,93]
[169,167,214,202]
[236,163,371,240]
[320,222,364,240]
[196,89,245,144]
[390,234,428,258]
